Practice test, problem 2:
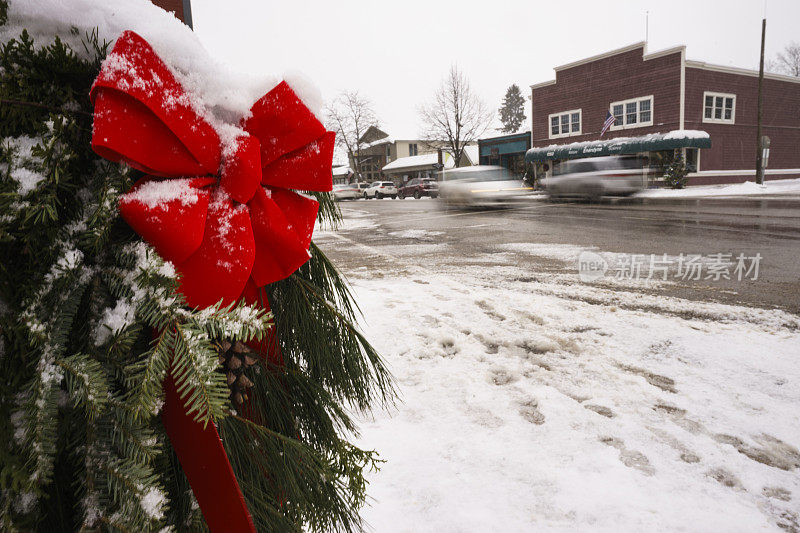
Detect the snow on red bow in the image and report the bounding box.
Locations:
[90,30,334,309]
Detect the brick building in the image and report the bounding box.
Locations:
[526,42,800,185]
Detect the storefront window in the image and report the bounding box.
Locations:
[685,149,698,172]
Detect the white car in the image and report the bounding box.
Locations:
[364,181,398,199]
[438,166,534,208]
[543,156,648,200]
[332,183,360,201]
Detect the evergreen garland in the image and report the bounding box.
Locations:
[0,4,393,531]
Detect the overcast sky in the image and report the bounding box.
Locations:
[191,0,798,159]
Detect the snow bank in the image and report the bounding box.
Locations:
[637,178,800,198]
[2,0,322,120]
[350,263,800,532]
[317,207,800,531]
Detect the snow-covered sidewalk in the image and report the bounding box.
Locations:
[346,259,800,531]
[635,177,800,199]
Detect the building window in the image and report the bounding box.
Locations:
[609,96,653,129]
[548,109,582,139]
[703,92,735,124]
[685,148,699,172]
[408,143,418,156]
[612,104,623,126]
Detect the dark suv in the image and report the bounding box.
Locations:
[398,178,439,199]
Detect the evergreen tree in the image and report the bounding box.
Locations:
[498,84,526,134]
[663,150,689,189]
[0,3,393,531]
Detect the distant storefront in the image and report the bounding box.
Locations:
[332,165,353,185]
[478,131,531,176]
[527,42,800,185]
[382,153,455,186]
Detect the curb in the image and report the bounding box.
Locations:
[616,195,800,209]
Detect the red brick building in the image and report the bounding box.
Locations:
[527,42,800,185]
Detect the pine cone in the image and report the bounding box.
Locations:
[215,340,259,406]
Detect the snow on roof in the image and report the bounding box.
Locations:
[362,136,394,149]
[463,145,480,165]
[3,0,323,123]
[538,130,710,151]
[332,166,353,176]
[382,153,455,172]
[663,130,711,140]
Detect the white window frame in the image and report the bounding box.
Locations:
[702,91,736,124]
[609,95,654,130]
[548,108,582,139]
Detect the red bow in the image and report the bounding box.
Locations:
[90,31,335,531]
[90,30,334,309]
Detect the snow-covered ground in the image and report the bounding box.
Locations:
[636,177,800,198]
[319,227,800,532]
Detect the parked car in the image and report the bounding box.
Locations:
[364,181,398,199]
[354,182,370,196]
[543,156,648,200]
[438,165,534,208]
[398,177,438,199]
[332,183,360,201]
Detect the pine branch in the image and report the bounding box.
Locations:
[0,97,93,117]
[1,16,394,532]
[170,323,230,427]
[56,353,109,420]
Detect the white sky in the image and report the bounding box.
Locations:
[191,0,798,155]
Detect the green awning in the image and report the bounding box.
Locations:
[525,131,711,162]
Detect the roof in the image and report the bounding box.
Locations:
[525,130,711,162]
[358,126,390,144]
[382,153,456,172]
[531,41,800,90]
[463,145,479,165]
[479,131,531,143]
[362,136,394,149]
[332,166,353,176]
[685,60,800,84]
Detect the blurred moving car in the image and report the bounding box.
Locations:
[332,183,360,201]
[364,181,398,199]
[438,166,534,208]
[354,182,370,196]
[398,177,438,199]
[543,156,648,200]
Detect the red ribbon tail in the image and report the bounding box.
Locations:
[162,376,256,533]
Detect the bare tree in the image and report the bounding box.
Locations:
[325,91,380,180]
[767,41,800,77]
[418,66,493,168]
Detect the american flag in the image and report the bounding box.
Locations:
[600,110,615,137]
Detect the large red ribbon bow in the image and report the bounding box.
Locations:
[91,30,334,310]
[90,31,334,531]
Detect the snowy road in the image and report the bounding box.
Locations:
[315,201,800,532]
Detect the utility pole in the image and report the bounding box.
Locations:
[755,18,766,185]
